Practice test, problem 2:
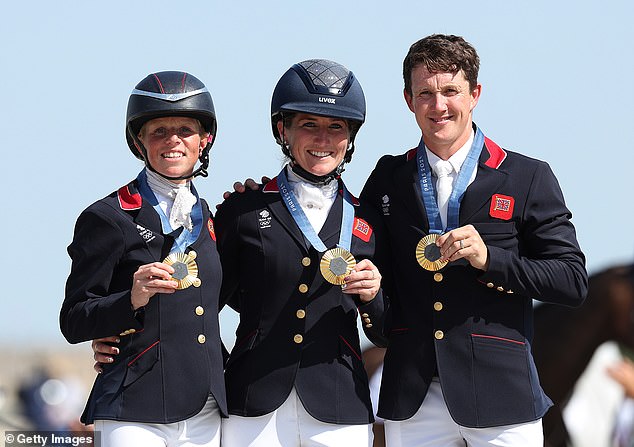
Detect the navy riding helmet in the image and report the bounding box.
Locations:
[271,59,366,183]
[126,71,217,180]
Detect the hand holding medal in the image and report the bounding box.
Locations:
[131,261,180,310]
[340,259,382,303]
[435,226,490,271]
[415,128,485,271]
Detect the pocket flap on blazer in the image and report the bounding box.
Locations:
[123,341,159,387]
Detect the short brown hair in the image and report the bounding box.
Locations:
[403,34,480,95]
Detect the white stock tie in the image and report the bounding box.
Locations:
[433,160,454,228]
[169,187,197,231]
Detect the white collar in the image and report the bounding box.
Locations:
[145,169,191,198]
[284,165,337,232]
[286,165,338,199]
[145,169,196,231]
[425,130,475,175]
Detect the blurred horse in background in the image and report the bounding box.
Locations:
[533,264,634,447]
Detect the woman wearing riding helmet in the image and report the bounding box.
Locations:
[60,71,227,447]
[215,59,389,447]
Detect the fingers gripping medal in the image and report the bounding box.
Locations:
[414,127,485,271]
[163,251,201,289]
[416,234,448,271]
[320,247,356,285]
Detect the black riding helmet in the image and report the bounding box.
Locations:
[126,71,217,181]
[271,59,366,184]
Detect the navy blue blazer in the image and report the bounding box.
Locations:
[360,130,587,428]
[215,176,388,424]
[60,178,227,424]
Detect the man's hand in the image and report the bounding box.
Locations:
[221,176,271,202]
[437,224,489,271]
[92,336,120,373]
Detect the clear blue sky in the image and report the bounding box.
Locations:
[3,0,633,347]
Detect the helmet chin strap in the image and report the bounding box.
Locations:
[129,126,210,181]
[285,141,354,185]
[280,122,351,185]
[289,161,341,185]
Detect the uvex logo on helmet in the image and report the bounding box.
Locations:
[270,59,366,149]
[270,59,366,184]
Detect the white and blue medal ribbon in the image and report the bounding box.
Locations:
[414,127,484,270]
[137,170,203,288]
[277,167,356,285]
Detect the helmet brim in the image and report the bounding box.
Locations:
[278,102,364,124]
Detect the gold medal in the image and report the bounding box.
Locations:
[416,234,448,271]
[163,250,202,289]
[320,247,356,285]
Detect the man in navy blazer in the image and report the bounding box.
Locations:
[360,34,588,446]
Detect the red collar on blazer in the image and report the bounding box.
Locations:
[207,218,216,241]
[482,137,506,169]
[263,177,279,193]
[263,176,360,205]
[118,183,142,210]
[404,136,507,169]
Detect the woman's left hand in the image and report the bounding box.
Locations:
[342,259,381,303]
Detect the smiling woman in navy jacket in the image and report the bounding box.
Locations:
[215,60,388,447]
[60,71,227,447]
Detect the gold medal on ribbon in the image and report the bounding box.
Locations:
[320,247,356,285]
[163,250,202,289]
[416,234,448,271]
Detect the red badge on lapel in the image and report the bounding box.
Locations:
[352,217,372,242]
[207,218,216,241]
[489,194,514,220]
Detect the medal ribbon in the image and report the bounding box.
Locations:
[277,167,354,253]
[137,169,203,253]
[416,126,484,233]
